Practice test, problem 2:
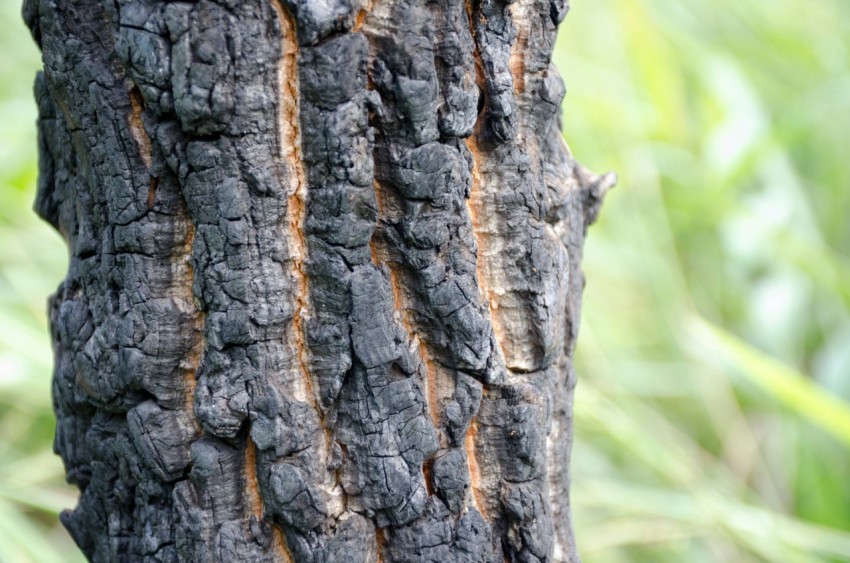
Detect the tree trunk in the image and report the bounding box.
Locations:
[24,0,612,560]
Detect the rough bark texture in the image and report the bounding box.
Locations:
[25,0,613,560]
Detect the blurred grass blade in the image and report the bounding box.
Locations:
[578,480,850,561]
[0,498,72,563]
[687,315,850,448]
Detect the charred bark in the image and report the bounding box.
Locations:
[24,0,613,560]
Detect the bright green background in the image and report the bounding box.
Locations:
[1,0,849,561]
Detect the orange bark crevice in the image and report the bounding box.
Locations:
[244,437,264,519]
[147,176,158,209]
[508,27,528,95]
[128,87,152,169]
[464,0,487,93]
[464,418,487,518]
[375,525,387,563]
[176,219,202,414]
[271,525,296,563]
[465,137,511,368]
[353,0,375,31]
[507,1,529,96]
[244,437,294,561]
[271,0,323,421]
[270,1,342,529]
[463,1,507,356]
[370,178,443,433]
[416,337,443,434]
[463,0,506,525]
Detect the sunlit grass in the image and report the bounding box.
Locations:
[0,0,848,561]
[561,0,850,561]
[0,2,79,562]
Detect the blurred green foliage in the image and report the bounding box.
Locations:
[0,1,81,561]
[0,0,848,561]
[559,0,850,561]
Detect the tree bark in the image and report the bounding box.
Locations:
[24,0,612,560]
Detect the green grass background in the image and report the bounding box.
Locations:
[1,0,849,561]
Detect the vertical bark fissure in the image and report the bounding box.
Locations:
[507,1,530,96]
[375,526,387,563]
[245,437,265,519]
[462,110,494,527]
[127,88,152,170]
[370,175,441,433]
[461,2,506,537]
[463,1,510,368]
[245,436,297,561]
[266,4,355,555]
[271,0,319,413]
[460,4,502,525]
[179,222,204,419]
[464,136,508,357]
[354,0,376,31]
[464,417,487,518]
[272,527,296,563]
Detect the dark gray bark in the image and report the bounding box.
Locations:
[24,0,613,560]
